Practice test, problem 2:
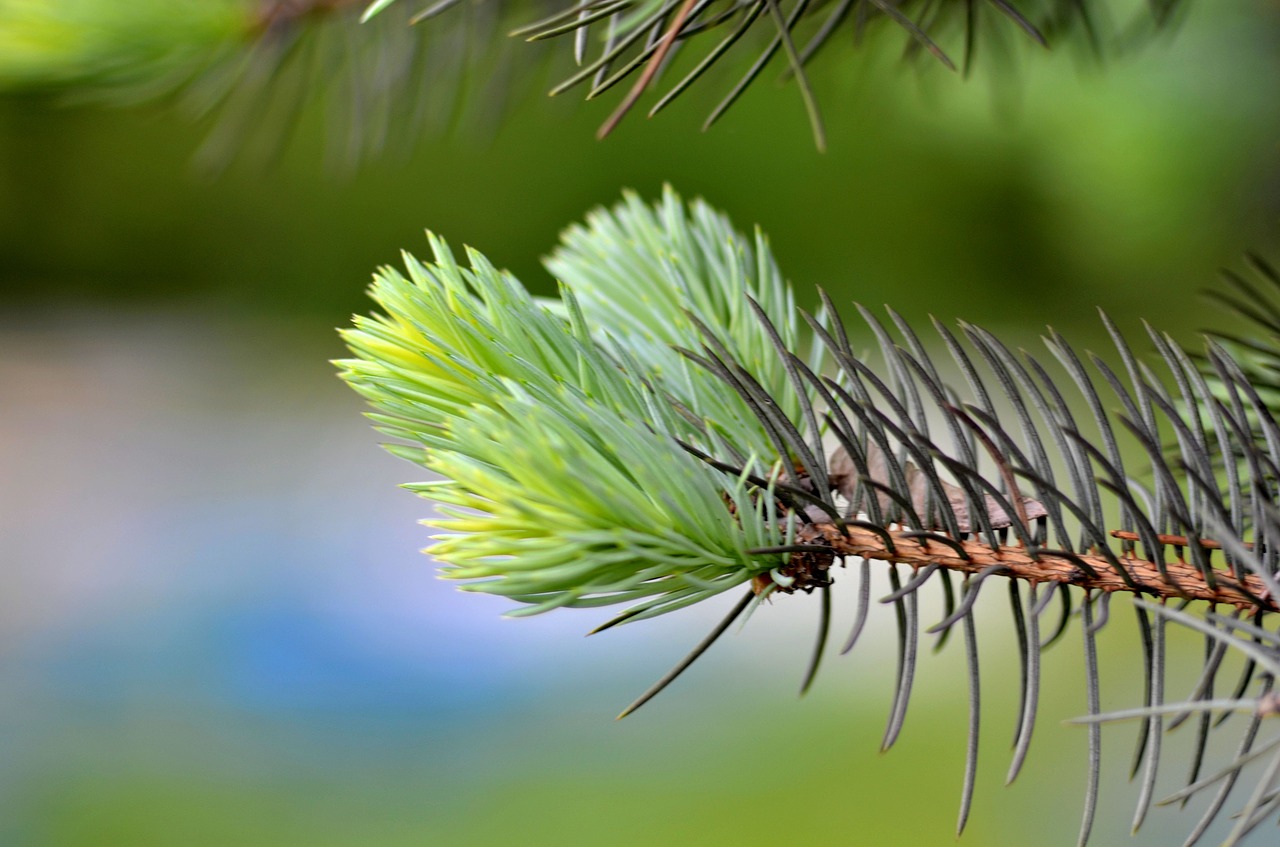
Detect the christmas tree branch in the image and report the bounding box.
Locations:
[340,188,1280,846]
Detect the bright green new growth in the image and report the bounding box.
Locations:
[418,391,787,619]
[547,186,820,466]
[337,190,808,621]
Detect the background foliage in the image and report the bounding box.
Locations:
[1,1,1279,845]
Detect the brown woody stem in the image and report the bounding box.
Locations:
[596,0,698,139]
[798,523,1277,613]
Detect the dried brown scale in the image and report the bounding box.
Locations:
[781,522,1280,613]
[752,549,836,595]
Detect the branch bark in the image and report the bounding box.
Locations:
[792,522,1278,613]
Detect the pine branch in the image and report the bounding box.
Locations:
[340,188,1280,845]
[362,0,1188,143]
[3,0,1192,159]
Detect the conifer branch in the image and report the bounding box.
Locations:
[3,0,1194,160]
[340,188,1280,845]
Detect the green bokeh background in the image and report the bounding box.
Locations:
[1,2,1278,846]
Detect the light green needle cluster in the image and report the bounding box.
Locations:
[415,388,786,619]
[338,192,807,621]
[547,186,822,464]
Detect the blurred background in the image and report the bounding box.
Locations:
[1,1,1279,845]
